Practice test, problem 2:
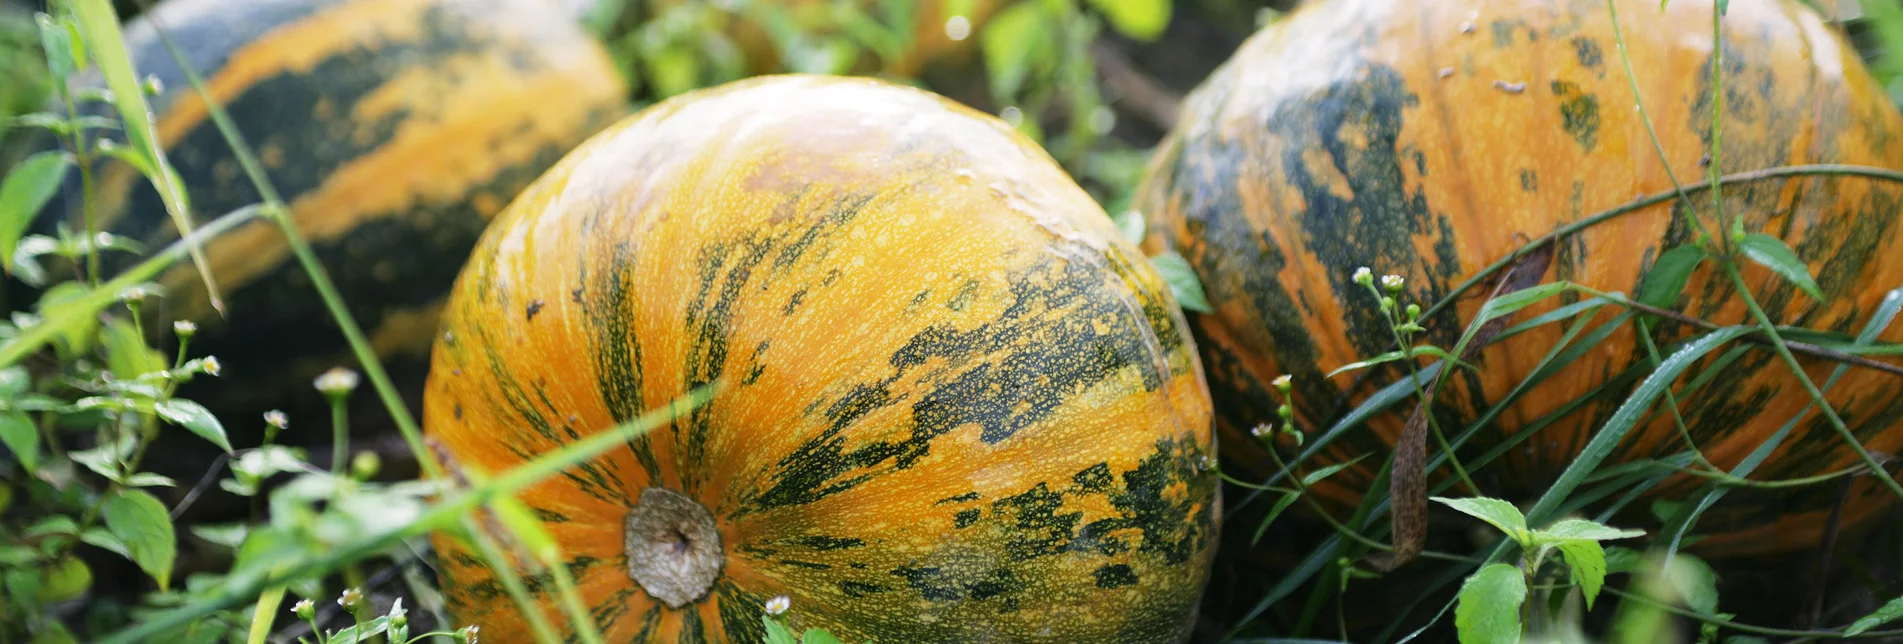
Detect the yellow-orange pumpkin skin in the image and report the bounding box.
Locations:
[425,75,1218,642]
[1137,0,1903,556]
[63,0,627,430]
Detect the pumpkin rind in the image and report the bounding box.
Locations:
[424,74,1218,642]
[53,0,627,430]
[1137,0,1903,556]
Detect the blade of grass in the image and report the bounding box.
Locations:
[1523,326,1756,525]
[67,0,221,313]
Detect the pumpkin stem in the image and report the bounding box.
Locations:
[624,487,724,608]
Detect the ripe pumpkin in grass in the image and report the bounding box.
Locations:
[52,0,626,432]
[423,75,1218,642]
[1136,0,1903,556]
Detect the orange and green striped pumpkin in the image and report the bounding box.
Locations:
[54,0,627,430]
[423,74,1218,642]
[1136,0,1903,556]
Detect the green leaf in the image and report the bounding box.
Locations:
[1847,595,1903,635]
[0,365,29,397]
[101,318,164,383]
[1554,539,1608,609]
[102,488,176,591]
[0,151,72,267]
[153,399,230,453]
[123,472,177,487]
[1455,563,1527,644]
[0,411,38,473]
[801,629,847,644]
[1085,0,1171,40]
[1737,233,1822,301]
[24,516,78,538]
[1432,496,1530,545]
[1603,546,1643,574]
[36,13,78,80]
[79,528,131,559]
[328,616,393,643]
[1637,245,1707,311]
[1539,518,1646,543]
[188,523,247,549]
[1669,554,1720,616]
[1149,251,1212,313]
[763,615,799,644]
[979,2,1051,101]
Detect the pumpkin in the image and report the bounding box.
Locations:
[43,0,627,433]
[1136,0,1903,557]
[423,74,1218,642]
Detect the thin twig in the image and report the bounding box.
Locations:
[1088,39,1182,129]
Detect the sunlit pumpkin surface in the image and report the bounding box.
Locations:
[424,75,1218,642]
[1138,0,1903,556]
[68,0,627,427]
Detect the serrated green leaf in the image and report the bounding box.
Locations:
[1539,518,1646,543]
[979,2,1050,101]
[102,488,176,591]
[1637,245,1707,311]
[0,411,38,473]
[1847,595,1903,635]
[1085,0,1171,40]
[153,399,230,453]
[1456,563,1527,644]
[0,151,72,267]
[1433,496,1530,545]
[1738,233,1822,301]
[1148,251,1211,313]
[1555,538,1608,609]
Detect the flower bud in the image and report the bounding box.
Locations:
[292,598,314,621]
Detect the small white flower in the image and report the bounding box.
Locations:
[1271,375,1292,391]
[458,625,480,644]
[1250,424,1273,437]
[173,320,197,337]
[338,587,364,610]
[314,367,360,396]
[200,356,221,377]
[290,598,314,620]
[1352,267,1373,286]
[264,410,289,429]
[765,595,791,615]
[1380,274,1405,292]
